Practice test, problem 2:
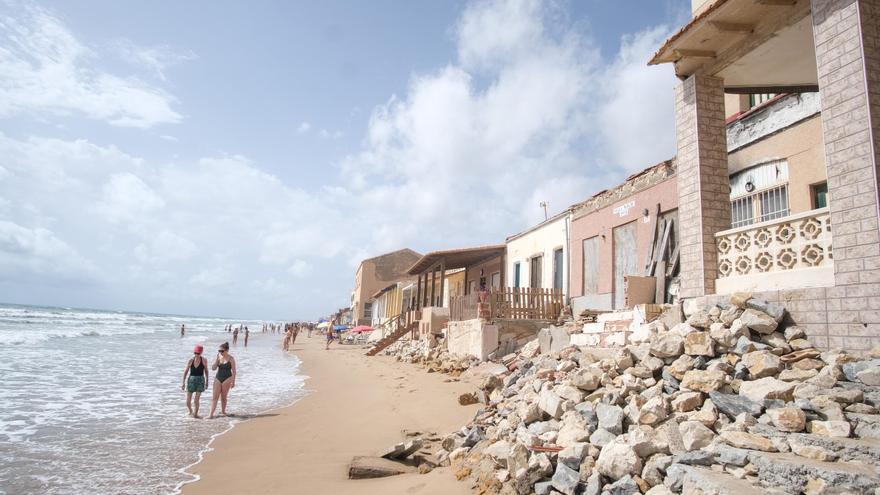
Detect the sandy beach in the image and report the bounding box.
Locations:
[182,335,479,495]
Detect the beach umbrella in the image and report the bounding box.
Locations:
[350,325,373,334]
[332,325,349,331]
[317,321,330,329]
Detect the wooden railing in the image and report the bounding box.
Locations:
[489,288,563,320]
[449,288,564,321]
[450,293,479,321]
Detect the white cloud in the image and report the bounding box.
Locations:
[296,121,311,134]
[114,39,196,81]
[0,4,182,127]
[318,128,343,139]
[0,220,98,282]
[159,134,179,142]
[338,0,676,240]
[287,259,312,278]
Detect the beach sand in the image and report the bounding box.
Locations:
[182,336,478,495]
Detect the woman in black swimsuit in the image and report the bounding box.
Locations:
[209,342,236,419]
[181,344,209,418]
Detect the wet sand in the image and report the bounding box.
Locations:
[182,336,478,495]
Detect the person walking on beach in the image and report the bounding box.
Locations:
[181,344,209,418]
[232,327,239,345]
[244,327,250,347]
[180,324,185,337]
[325,320,335,350]
[209,342,236,419]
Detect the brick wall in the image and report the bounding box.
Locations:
[675,75,731,298]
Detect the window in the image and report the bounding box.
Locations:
[363,302,372,319]
[552,248,564,290]
[729,160,790,228]
[812,182,828,209]
[513,262,521,288]
[749,93,777,108]
[490,271,501,289]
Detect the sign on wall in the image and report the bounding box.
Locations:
[613,200,635,218]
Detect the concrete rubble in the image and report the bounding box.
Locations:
[379,294,880,494]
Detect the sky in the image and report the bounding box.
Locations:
[0,0,689,320]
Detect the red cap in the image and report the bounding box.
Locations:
[193,344,204,354]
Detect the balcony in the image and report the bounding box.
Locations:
[715,207,833,294]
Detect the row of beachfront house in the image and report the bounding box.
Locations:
[346,0,880,356]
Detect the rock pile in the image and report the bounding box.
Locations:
[409,295,880,494]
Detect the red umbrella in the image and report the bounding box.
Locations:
[350,325,373,334]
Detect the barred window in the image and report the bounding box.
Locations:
[729,160,790,228]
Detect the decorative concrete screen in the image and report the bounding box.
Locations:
[715,207,833,294]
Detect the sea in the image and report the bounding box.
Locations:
[0,303,308,495]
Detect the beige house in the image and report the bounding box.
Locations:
[650,0,880,351]
[351,248,421,326]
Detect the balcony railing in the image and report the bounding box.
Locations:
[715,207,833,293]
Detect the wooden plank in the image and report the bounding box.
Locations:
[655,260,667,304]
[643,203,661,275]
[647,218,666,276]
[667,245,680,277]
[624,275,656,307]
[657,219,673,264]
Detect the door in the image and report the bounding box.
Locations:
[513,262,521,288]
[529,255,543,288]
[613,221,638,309]
[582,237,599,295]
[552,248,564,291]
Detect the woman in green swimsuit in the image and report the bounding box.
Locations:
[209,342,236,419]
[181,344,209,418]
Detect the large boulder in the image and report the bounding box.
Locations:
[597,441,643,481]
[684,332,714,357]
[738,309,778,334]
[766,408,806,432]
[738,377,796,403]
[597,403,625,435]
[650,333,684,358]
[538,389,564,419]
[681,370,726,393]
[741,350,782,378]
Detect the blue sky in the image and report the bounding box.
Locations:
[0,0,688,319]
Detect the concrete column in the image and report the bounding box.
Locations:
[674,74,731,298]
[812,0,880,349]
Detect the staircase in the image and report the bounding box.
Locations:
[366,322,417,356]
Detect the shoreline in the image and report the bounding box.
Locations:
[181,336,479,495]
[173,344,308,495]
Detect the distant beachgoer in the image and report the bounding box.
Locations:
[209,342,236,419]
[232,327,239,345]
[307,324,312,338]
[290,325,300,346]
[180,324,185,337]
[181,344,208,418]
[244,328,250,347]
[325,321,335,350]
[282,330,290,351]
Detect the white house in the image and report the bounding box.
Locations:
[505,210,571,299]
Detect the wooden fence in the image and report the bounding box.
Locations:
[449,288,564,321]
[488,288,564,320]
[450,293,480,321]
